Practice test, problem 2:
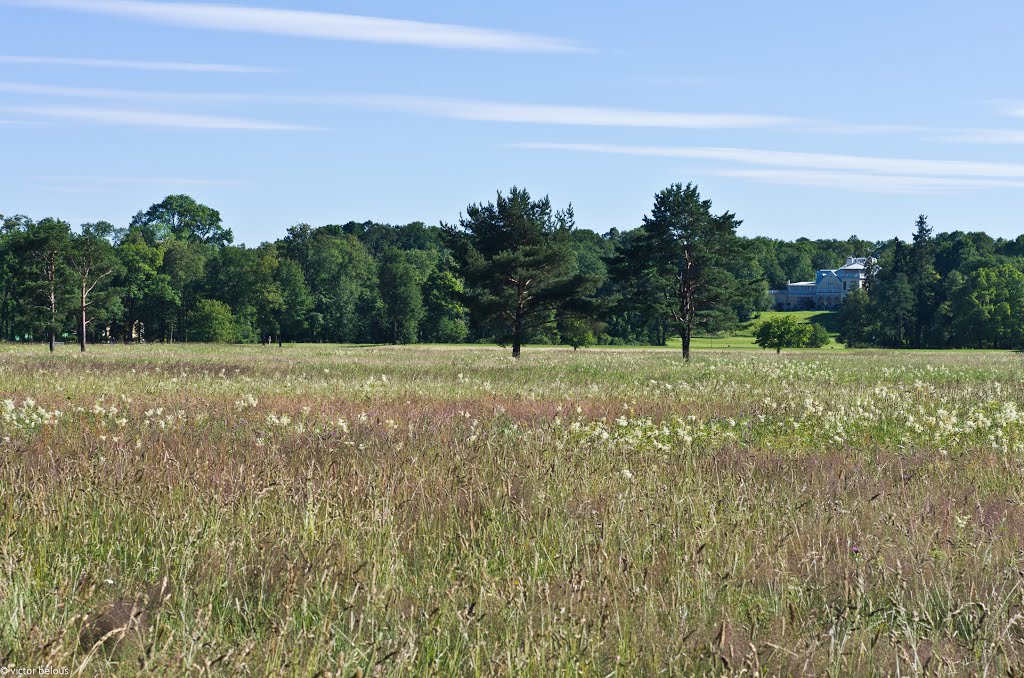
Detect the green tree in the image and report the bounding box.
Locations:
[116,227,172,343]
[302,230,379,343]
[160,239,210,342]
[421,268,469,343]
[24,218,72,351]
[274,258,313,344]
[839,289,873,347]
[446,187,599,358]
[187,299,236,343]
[805,322,831,348]
[0,215,32,340]
[876,273,914,347]
[630,183,747,360]
[950,265,1024,349]
[377,247,426,344]
[558,316,600,350]
[754,315,811,353]
[871,240,914,347]
[910,215,940,347]
[130,194,233,247]
[612,227,675,345]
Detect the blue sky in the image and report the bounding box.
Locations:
[3,0,1024,244]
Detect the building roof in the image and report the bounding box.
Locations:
[838,263,866,270]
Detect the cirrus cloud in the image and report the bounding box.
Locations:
[11,0,583,53]
[2,104,318,130]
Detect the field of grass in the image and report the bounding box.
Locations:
[663,310,845,351]
[3,343,1024,674]
[746,310,842,334]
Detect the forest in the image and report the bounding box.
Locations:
[2,185,1024,353]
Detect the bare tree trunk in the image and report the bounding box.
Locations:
[80,283,87,352]
[49,286,56,353]
[125,299,133,344]
[512,280,526,359]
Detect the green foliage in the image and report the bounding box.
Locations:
[187,299,236,343]
[377,247,426,344]
[69,222,122,351]
[447,187,599,357]
[805,322,831,348]
[5,191,1024,353]
[274,258,313,343]
[754,315,811,353]
[839,289,873,347]
[947,264,1024,349]
[558,316,600,349]
[421,269,469,343]
[624,183,747,359]
[23,217,74,350]
[130,194,233,247]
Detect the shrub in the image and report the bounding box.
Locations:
[805,323,831,348]
[754,315,810,353]
[187,300,236,343]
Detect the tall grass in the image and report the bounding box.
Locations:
[2,344,1023,674]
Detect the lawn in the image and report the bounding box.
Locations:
[664,310,845,350]
[2,343,1023,675]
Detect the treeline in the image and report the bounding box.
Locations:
[3,186,1023,355]
[840,216,1024,350]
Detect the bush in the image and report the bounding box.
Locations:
[805,323,831,348]
[187,300,236,343]
[754,315,810,353]
[559,317,599,350]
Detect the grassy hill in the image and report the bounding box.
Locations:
[664,310,844,350]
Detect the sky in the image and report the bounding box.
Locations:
[3,0,1024,245]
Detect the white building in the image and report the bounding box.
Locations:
[770,257,871,310]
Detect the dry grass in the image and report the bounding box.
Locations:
[2,344,1024,675]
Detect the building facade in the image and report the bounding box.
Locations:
[769,257,871,310]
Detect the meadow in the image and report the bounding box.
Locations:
[2,343,1024,675]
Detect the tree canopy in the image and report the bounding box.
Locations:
[4,188,1024,355]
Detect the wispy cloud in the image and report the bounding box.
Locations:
[35,174,242,186]
[2,104,317,130]
[0,55,275,73]
[11,82,1020,142]
[931,128,1024,144]
[708,169,1024,194]
[340,95,935,135]
[344,94,798,129]
[13,0,582,53]
[0,84,806,129]
[0,81,227,101]
[516,142,1024,179]
[987,99,1024,118]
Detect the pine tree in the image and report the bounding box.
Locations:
[628,183,745,360]
[446,187,599,358]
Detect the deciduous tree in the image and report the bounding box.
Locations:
[69,222,121,351]
[754,315,811,353]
